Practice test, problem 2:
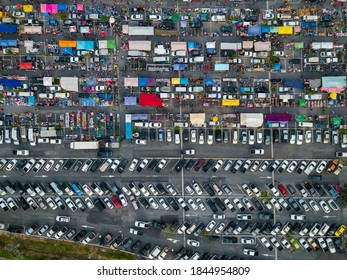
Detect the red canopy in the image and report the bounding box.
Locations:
[139,93,162,107]
[20,62,33,69]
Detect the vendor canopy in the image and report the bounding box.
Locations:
[0,24,17,33]
[266,114,291,123]
[0,40,17,47]
[243,41,254,49]
[278,26,293,34]
[40,4,59,14]
[254,41,271,51]
[98,40,116,49]
[190,113,206,126]
[322,76,346,88]
[128,26,154,35]
[284,79,304,89]
[248,25,261,36]
[76,41,94,50]
[139,93,162,107]
[60,77,78,92]
[214,64,230,71]
[309,79,321,88]
[59,40,76,48]
[240,113,264,128]
[171,42,187,51]
[128,40,151,51]
[124,77,138,87]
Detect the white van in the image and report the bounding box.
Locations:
[206,93,222,99]
[174,133,180,144]
[340,134,347,148]
[20,126,27,141]
[189,56,205,63]
[336,152,347,157]
[149,246,161,259]
[153,56,170,63]
[55,93,70,98]
[50,182,63,196]
[303,15,319,21]
[156,86,171,93]
[298,122,313,128]
[160,93,175,99]
[18,92,34,97]
[175,87,187,93]
[257,93,268,98]
[211,14,226,22]
[5,129,11,144]
[171,50,187,57]
[232,130,238,144]
[134,122,149,127]
[11,128,19,145]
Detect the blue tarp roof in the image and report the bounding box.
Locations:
[262,26,270,33]
[0,40,17,47]
[85,77,97,86]
[139,78,147,87]
[248,25,262,36]
[205,78,215,85]
[273,64,281,70]
[124,96,137,106]
[284,79,304,89]
[125,122,132,140]
[180,78,188,84]
[0,78,21,87]
[61,47,73,55]
[27,96,35,106]
[0,24,17,33]
[131,114,147,120]
[76,40,94,50]
[214,64,229,71]
[58,4,67,10]
[173,64,186,71]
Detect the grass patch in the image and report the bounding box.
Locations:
[0,232,137,260]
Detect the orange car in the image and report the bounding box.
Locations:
[326,160,339,173]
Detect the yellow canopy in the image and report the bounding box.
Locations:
[278,26,293,35]
[58,40,77,47]
[222,99,240,106]
[212,116,218,122]
[23,5,33,12]
[329,92,337,99]
[171,78,180,85]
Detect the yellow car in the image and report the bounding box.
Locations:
[335,225,346,237]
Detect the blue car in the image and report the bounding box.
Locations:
[71,183,83,196]
[158,128,164,142]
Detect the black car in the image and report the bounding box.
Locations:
[252,198,264,211]
[15,159,27,171]
[258,212,274,220]
[138,197,150,209]
[214,197,226,211]
[313,183,326,196]
[220,25,232,33]
[90,159,103,172]
[13,182,26,196]
[99,182,111,195]
[190,50,201,57]
[16,196,30,210]
[202,159,215,172]
[73,230,87,242]
[148,160,158,171]
[286,184,297,195]
[183,129,189,142]
[109,182,122,195]
[202,182,215,196]
[194,159,206,172]
[23,56,36,62]
[308,174,322,181]
[139,243,151,256]
[175,159,187,172]
[215,129,222,143]
[73,160,83,172]
[156,183,167,195]
[304,181,316,196]
[93,197,106,211]
[223,237,237,244]
[131,240,142,252]
[98,149,112,157]
[149,129,156,141]
[167,197,180,211]
[206,198,218,213]
[185,159,196,171]
[193,223,205,237]
[63,159,75,170]
[117,159,128,173]
[273,129,279,143]
[287,198,300,211]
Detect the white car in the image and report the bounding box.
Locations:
[156,159,167,172]
[304,161,317,175]
[315,161,327,173]
[128,158,138,171]
[257,131,263,144]
[205,220,217,232]
[131,14,144,21]
[149,14,162,21]
[50,139,62,144]
[147,184,158,196]
[44,160,55,171]
[32,159,46,173]
[270,198,282,211]
[166,129,172,142]
[207,133,213,145]
[12,12,25,18]
[187,198,198,210]
[319,200,331,213]
[81,184,93,196]
[192,181,203,195]
[214,222,225,234]
[187,239,200,247]
[298,199,310,211]
[23,159,36,173]
[84,197,94,209]
[212,160,224,172]
[286,160,298,173]
[224,198,235,211]
[110,159,121,172]
[119,194,128,207]
[45,197,58,210]
[135,139,147,145]
[268,184,280,196]
[56,216,70,223]
[308,200,320,211]
[158,198,169,210]
[53,160,64,172]
[191,130,197,143]
[297,131,303,145]
[149,122,162,128]
[166,184,177,196]
[6,159,17,171]
[198,132,204,144]
[305,130,312,143]
[196,198,206,211]
[148,197,159,209]
[241,184,253,196]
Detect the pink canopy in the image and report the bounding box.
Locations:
[320,87,345,93]
[77,4,84,11]
[40,4,58,14]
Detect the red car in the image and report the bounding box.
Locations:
[277,184,288,197]
[111,196,122,208]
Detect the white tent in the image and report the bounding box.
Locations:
[240,113,264,127]
[190,113,205,126]
[254,41,271,51]
[128,26,154,36]
[171,42,187,51]
[129,40,151,51]
[98,40,108,49]
[60,77,79,92]
[43,77,52,86]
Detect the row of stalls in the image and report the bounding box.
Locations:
[237,24,299,36]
